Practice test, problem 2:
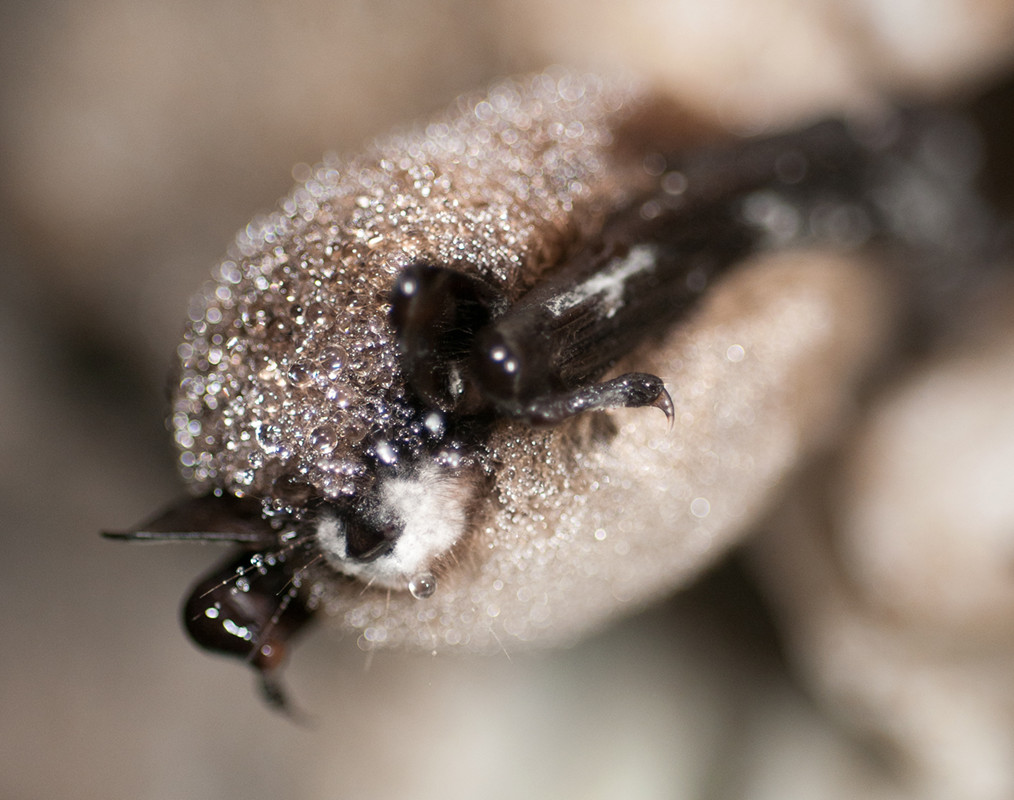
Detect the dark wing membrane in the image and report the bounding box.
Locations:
[391,108,1001,427]
[469,117,875,420]
[102,494,279,545]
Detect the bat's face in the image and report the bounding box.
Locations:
[111,70,909,706]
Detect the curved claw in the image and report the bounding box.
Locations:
[515,372,671,426]
[652,386,675,432]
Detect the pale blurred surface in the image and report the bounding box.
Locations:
[752,277,1014,800]
[2,2,1013,798]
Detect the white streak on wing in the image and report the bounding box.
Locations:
[545,244,657,319]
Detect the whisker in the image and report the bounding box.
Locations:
[197,562,259,601]
[244,587,298,667]
[196,534,313,601]
[488,626,512,663]
[279,552,322,597]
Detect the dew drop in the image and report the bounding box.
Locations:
[255,356,279,382]
[234,468,255,486]
[435,446,463,468]
[310,424,338,454]
[319,345,347,378]
[306,303,331,328]
[257,388,281,413]
[409,573,437,599]
[690,497,711,518]
[374,440,398,465]
[256,423,282,453]
[424,410,445,436]
[325,382,355,409]
[287,361,314,387]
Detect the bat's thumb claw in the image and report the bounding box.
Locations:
[652,386,675,433]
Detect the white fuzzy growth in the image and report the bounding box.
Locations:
[314,463,470,587]
[545,244,657,319]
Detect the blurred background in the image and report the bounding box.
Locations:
[2,1,1013,798]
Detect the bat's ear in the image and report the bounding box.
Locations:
[182,546,316,718]
[107,493,316,716]
[389,263,505,412]
[102,493,277,545]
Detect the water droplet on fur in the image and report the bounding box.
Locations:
[409,573,437,599]
[374,440,398,465]
[306,303,331,328]
[423,411,445,436]
[310,425,338,454]
[319,345,347,378]
[287,362,313,387]
[325,382,355,408]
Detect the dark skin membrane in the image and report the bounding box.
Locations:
[181,548,316,714]
[392,116,885,424]
[103,493,278,544]
[394,107,1007,425]
[104,496,317,714]
[107,104,1007,711]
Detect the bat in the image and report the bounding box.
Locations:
[105,69,1004,710]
